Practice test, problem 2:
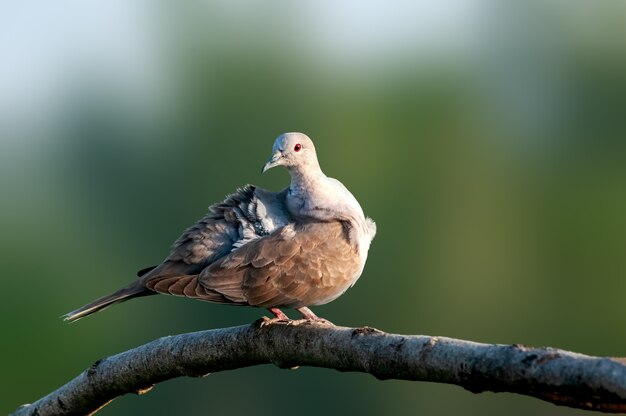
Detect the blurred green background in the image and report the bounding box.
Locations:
[2,1,626,415]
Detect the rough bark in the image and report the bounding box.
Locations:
[11,319,626,415]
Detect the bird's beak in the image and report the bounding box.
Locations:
[262,151,283,173]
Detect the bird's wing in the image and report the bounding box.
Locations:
[194,220,361,308]
[142,185,291,291]
[141,185,290,281]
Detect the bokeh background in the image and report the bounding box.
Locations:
[2,1,626,415]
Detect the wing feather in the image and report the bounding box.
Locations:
[200,220,361,308]
[140,186,291,304]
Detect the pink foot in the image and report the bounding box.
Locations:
[296,307,334,325]
[267,307,290,321]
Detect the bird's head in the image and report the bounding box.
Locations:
[262,132,320,174]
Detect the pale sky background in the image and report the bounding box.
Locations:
[0,0,483,134]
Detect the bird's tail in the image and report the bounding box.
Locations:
[62,282,153,322]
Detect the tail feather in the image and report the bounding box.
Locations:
[62,283,152,322]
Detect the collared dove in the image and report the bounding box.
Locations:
[63,132,376,322]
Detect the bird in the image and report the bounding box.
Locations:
[63,132,376,323]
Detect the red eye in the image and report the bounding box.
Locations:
[294,143,302,152]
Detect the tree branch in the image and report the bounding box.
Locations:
[11,319,626,415]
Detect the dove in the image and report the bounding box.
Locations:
[63,132,376,322]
